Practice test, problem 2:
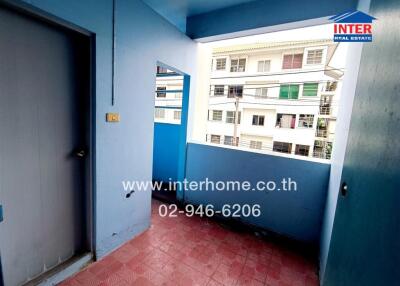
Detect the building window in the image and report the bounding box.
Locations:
[174,110,181,120]
[313,140,333,159]
[252,115,265,126]
[214,85,225,96]
[298,114,314,128]
[295,144,310,156]
[276,114,296,128]
[273,141,292,154]
[157,66,168,74]
[325,81,338,92]
[282,53,303,69]
[228,85,243,98]
[154,108,165,119]
[279,85,299,99]
[230,58,246,72]
[226,111,241,124]
[156,86,166,98]
[250,140,262,150]
[255,87,268,97]
[210,110,223,121]
[224,136,238,146]
[210,134,221,144]
[174,92,182,99]
[257,60,271,72]
[215,58,226,70]
[306,49,323,64]
[303,83,319,96]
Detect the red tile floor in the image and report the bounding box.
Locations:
[61,200,318,286]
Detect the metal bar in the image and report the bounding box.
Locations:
[111,0,116,106]
[154,106,182,109]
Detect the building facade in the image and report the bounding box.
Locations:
[154,66,183,124]
[206,40,342,160]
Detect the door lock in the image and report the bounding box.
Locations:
[75,149,86,158]
[340,182,348,197]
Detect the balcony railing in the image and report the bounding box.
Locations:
[325,81,338,92]
[315,129,328,138]
[319,106,331,115]
[313,151,331,160]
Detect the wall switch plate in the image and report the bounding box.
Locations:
[106,113,120,122]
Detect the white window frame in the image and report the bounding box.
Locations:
[230,57,247,72]
[304,46,327,66]
[213,85,225,96]
[252,115,265,126]
[228,85,243,98]
[210,110,223,121]
[276,113,296,129]
[281,52,304,70]
[298,114,315,128]
[156,86,167,98]
[224,135,238,146]
[257,60,271,72]
[215,58,227,71]
[273,141,293,154]
[250,140,262,150]
[174,110,182,120]
[226,111,241,124]
[255,87,268,97]
[295,144,310,156]
[154,108,165,119]
[210,134,221,144]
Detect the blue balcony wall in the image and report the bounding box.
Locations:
[185,143,330,243]
[21,0,198,257]
[153,123,180,182]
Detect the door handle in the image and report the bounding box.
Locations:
[75,149,87,158]
[340,182,348,197]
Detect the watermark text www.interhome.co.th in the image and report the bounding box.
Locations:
[122,177,297,192]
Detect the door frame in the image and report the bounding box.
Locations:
[0,0,97,279]
[153,61,191,202]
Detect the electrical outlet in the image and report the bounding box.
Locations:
[106,113,120,122]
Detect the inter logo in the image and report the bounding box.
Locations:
[330,11,376,42]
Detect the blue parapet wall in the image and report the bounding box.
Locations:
[185,143,330,243]
[153,123,181,182]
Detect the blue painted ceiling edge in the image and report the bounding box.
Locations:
[141,0,256,33]
[142,0,359,39]
[186,0,359,39]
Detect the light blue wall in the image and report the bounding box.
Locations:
[21,0,198,258]
[185,143,330,243]
[186,0,358,39]
[319,0,370,280]
[323,0,400,284]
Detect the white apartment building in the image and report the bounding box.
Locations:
[206,40,342,160]
[154,66,183,124]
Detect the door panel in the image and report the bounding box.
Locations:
[0,6,90,285]
[323,0,400,285]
